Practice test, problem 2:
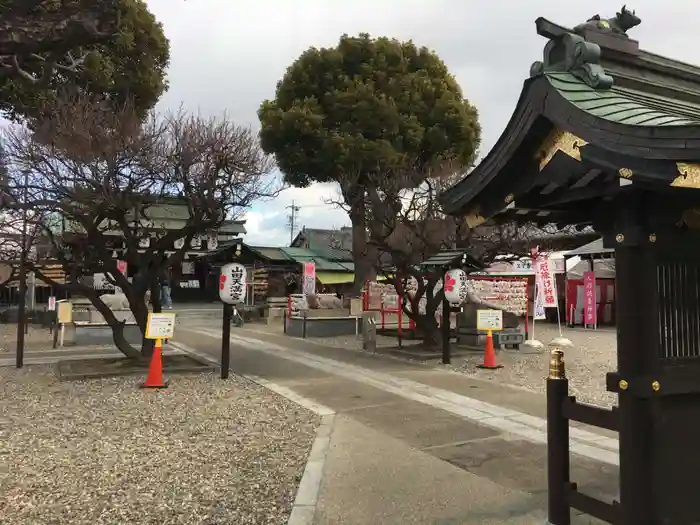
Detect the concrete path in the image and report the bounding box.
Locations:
[0,346,185,367]
[172,319,616,524]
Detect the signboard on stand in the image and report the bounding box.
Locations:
[145,312,176,340]
[583,271,597,327]
[476,309,503,331]
[303,262,316,296]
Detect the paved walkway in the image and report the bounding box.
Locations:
[171,318,616,525]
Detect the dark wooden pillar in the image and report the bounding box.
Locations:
[602,192,700,524]
[609,240,655,525]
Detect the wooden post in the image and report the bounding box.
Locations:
[441,298,451,365]
[546,348,571,525]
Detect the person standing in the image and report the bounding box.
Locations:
[159,266,173,309]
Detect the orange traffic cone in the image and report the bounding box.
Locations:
[477,331,503,370]
[140,339,168,389]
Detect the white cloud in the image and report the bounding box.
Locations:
[143,0,700,244]
[242,183,349,246]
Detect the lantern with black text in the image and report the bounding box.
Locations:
[219,263,247,304]
[444,269,468,305]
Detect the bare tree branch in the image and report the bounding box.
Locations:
[2,92,279,358]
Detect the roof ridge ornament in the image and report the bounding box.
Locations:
[530,33,614,90]
[530,6,640,90]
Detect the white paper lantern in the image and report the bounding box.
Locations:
[444,269,468,305]
[219,263,247,304]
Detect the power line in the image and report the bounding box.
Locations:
[286,200,300,244]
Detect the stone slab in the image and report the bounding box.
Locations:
[348,398,499,449]
[285,316,360,338]
[431,437,619,499]
[314,415,548,525]
[74,324,143,346]
[57,354,214,381]
[290,377,403,412]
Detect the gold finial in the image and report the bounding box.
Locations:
[649,233,657,243]
[615,234,625,243]
[619,379,629,390]
[652,380,660,392]
[548,348,566,379]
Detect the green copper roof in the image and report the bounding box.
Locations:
[546,72,700,126]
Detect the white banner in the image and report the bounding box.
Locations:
[536,256,558,308]
[534,274,546,320]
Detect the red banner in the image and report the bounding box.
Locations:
[583,271,596,326]
[302,262,316,295]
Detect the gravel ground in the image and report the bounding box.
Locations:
[0,324,55,353]
[0,366,319,525]
[454,324,617,408]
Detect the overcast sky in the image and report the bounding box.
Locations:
[145,0,698,246]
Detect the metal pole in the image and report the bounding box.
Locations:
[441,298,451,365]
[546,348,570,525]
[221,303,232,379]
[15,169,29,368]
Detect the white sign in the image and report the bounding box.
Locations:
[145,312,176,340]
[48,296,56,311]
[444,269,468,304]
[93,273,115,290]
[206,232,218,250]
[476,309,503,331]
[219,263,247,304]
[512,260,534,273]
[535,257,558,308]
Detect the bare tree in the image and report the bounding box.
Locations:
[2,94,279,359]
[352,165,576,347]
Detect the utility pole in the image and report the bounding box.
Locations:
[286,201,300,244]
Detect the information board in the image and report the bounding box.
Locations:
[145,312,176,340]
[476,309,503,331]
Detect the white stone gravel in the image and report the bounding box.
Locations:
[454,324,618,408]
[0,366,319,525]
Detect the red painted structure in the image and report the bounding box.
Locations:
[565,278,616,326]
